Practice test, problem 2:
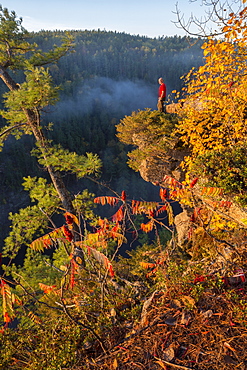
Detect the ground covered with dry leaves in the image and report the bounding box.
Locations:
[79,273,247,370]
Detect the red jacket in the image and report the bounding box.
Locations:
[159,83,166,100]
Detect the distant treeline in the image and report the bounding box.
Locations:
[33,30,204,95]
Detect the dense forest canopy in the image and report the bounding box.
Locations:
[0,29,203,247]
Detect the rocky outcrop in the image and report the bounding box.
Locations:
[165,102,183,114]
[132,132,189,184]
[137,153,247,246]
[138,152,187,184]
[125,107,247,247]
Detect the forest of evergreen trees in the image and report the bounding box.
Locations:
[0,30,204,249]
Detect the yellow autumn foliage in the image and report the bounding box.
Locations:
[177,7,247,169]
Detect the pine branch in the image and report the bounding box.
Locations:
[0,122,26,138]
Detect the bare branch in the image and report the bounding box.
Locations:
[174,0,244,37]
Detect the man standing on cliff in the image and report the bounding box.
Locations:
[157,77,166,112]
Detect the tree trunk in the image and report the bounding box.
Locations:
[24,108,75,214]
[0,65,84,265]
[0,67,75,215]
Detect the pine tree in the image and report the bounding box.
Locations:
[0,6,83,213]
[0,6,101,263]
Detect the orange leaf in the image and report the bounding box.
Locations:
[30,227,65,251]
[62,225,73,241]
[121,190,126,201]
[162,175,182,189]
[108,265,115,278]
[28,311,42,324]
[70,259,76,289]
[132,200,140,214]
[140,262,156,269]
[112,206,124,222]
[39,283,57,294]
[112,358,118,370]
[132,201,158,215]
[4,312,12,323]
[1,278,15,322]
[201,187,223,197]
[219,200,232,208]
[64,212,79,226]
[189,177,199,188]
[159,188,168,200]
[141,220,154,233]
[156,205,167,216]
[94,196,119,206]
